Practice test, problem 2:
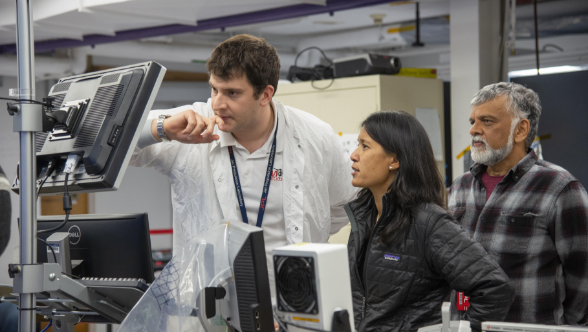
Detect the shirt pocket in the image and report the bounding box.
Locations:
[491,212,541,253]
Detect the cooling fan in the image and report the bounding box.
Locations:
[273,243,354,332]
[275,255,318,314]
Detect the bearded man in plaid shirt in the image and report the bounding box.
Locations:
[448,82,588,325]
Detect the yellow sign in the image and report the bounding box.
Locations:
[397,68,437,79]
[293,317,320,323]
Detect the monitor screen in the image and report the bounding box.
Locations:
[13,61,166,195]
[37,213,154,283]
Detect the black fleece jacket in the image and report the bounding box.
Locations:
[345,194,514,332]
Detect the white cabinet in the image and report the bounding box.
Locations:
[274,74,446,178]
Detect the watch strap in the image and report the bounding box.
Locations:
[157,114,171,141]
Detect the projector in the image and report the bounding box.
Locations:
[273,243,354,332]
[333,53,401,78]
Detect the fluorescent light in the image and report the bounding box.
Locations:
[509,65,585,78]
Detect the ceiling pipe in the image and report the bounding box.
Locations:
[80,41,298,72]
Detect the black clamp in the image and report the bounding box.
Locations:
[8,264,20,278]
[204,286,227,319]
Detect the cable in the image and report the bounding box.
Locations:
[294,47,333,67]
[36,157,61,199]
[37,238,56,263]
[37,172,71,234]
[273,306,289,332]
[0,96,51,107]
[272,306,331,332]
[293,46,335,91]
[40,319,52,332]
[311,77,335,90]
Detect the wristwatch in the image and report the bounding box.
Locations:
[157,114,172,141]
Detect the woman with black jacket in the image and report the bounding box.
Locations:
[346,111,514,332]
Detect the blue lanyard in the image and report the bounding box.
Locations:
[228,118,278,227]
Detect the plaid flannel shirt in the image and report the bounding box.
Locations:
[448,151,588,325]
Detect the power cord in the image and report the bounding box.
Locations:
[37,238,57,263]
[292,46,335,91]
[0,96,53,107]
[273,305,331,332]
[38,154,80,234]
[40,319,52,332]
[36,157,61,199]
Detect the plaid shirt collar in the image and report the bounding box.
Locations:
[470,150,538,183]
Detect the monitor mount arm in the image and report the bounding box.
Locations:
[7,97,89,137]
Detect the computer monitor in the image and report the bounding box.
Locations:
[198,222,274,332]
[13,61,166,195]
[37,213,155,283]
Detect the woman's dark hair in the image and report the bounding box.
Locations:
[356,111,445,246]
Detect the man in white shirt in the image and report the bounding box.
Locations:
[131,34,356,299]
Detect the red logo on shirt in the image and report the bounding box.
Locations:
[271,168,283,181]
[260,197,267,211]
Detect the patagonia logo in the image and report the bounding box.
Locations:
[384,254,400,261]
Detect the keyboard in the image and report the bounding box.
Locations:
[78,277,149,292]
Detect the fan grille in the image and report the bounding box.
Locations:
[274,256,318,314]
[73,84,122,148]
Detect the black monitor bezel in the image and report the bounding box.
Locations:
[36,213,155,283]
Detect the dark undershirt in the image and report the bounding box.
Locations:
[481,172,505,201]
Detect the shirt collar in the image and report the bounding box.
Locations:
[471,150,538,182]
[218,101,284,153]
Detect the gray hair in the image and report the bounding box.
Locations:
[471,82,542,149]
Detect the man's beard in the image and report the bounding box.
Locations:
[471,119,518,166]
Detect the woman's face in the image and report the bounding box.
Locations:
[350,127,398,195]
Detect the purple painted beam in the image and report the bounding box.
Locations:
[0,0,399,54]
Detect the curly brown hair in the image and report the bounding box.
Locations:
[206,34,281,99]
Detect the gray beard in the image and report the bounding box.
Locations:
[470,120,517,166]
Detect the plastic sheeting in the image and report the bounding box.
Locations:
[118,222,236,332]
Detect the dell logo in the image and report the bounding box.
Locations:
[68,225,81,245]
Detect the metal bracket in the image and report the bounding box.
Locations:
[12,263,62,293]
[13,103,44,132]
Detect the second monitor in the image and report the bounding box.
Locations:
[37,213,155,283]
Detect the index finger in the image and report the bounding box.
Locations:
[202,116,216,138]
[215,116,226,131]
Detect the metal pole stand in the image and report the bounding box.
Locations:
[12,0,42,331]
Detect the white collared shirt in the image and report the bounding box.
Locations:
[133,99,356,297]
[218,106,287,298]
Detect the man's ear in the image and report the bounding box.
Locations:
[515,118,530,144]
[259,85,274,107]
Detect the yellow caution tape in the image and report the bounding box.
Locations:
[387,25,415,34]
[456,146,471,160]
